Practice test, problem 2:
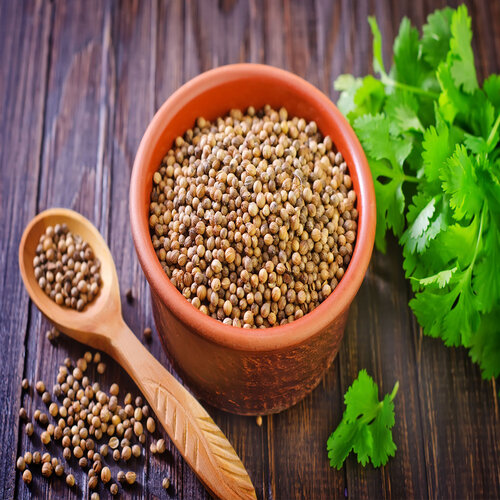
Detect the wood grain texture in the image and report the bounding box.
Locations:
[0,0,51,498]
[2,0,500,498]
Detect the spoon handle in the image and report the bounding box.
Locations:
[109,319,256,500]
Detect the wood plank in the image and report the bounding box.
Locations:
[0,0,51,497]
[16,1,115,498]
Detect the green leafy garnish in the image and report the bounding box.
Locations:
[327,370,399,469]
[335,5,500,388]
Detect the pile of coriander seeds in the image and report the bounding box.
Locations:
[17,349,172,497]
[149,105,358,328]
[33,224,102,311]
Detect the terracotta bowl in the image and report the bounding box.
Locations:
[130,64,375,415]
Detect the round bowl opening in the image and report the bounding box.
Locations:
[130,64,375,352]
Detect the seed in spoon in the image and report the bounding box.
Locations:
[33,224,102,311]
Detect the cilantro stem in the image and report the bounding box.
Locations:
[469,205,486,271]
[486,113,500,148]
[389,381,399,401]
[380,74,439,99]
[403,175,419,183]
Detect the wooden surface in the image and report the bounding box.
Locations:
[1,0,499,499]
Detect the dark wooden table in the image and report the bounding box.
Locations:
[1,0,499,498]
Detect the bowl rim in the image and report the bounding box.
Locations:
[130,63,375,352]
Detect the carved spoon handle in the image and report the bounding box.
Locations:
[110,319,256,500]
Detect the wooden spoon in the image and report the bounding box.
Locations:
[19,208,257,500]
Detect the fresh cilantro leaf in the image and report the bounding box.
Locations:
[327,370,398,469]
[400,193,447,254]
[368,17,386,76]
[449,5,478,93]
[436,62,471,123]
[422,7,453,68]
[473,214,500,313]
[414,266,457,288]
[468,309,500,379]
[353,114,412,249]
[422,123,454,182]
[484,75,500,111]
[335,74,386,122]
[385,92,424,134]
[440,145,483,221]
[410,266,479,347]
[393,17,426,86]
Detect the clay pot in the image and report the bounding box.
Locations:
[130,64,375,415]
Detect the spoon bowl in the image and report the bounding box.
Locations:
[19,208,120,351]
[19,208,256,500]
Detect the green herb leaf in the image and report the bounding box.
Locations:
[449,5,478,93]
[327,370,398,469]
[422,7,453,68]
[336,6,500,390]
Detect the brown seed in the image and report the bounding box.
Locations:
[256,415,263,426]
[156,438,166,454]
[133,421,143,436]
[101,466,111,483]
[41,431,51,445]
[32,451,41,464]
[88,475,98,489]
[19,407,28,421]
[121,446,132,461]
[113,449,120,461]
[66,473,75,487]
[55,464,64,476]
[146,417,155,433]
[22,469,32,484]
[24,452,32,465]
[143,327,152,340]
[132,444,141,458]
[125,471,136,485]
[117,471,126,483]
[16,457,26,471]
[35,381,45,394]
[25,422,34,436]
[110,482,119,495]
[97,362,106,374]
[41,462,53,477]
[162,477,171,490]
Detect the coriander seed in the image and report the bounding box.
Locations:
[66,473,75,487]
[162,477,171,489]
[101,466,111,483]
[24,452,32,465]
[16,457,26,471]
[22,469,32,485]
[125,471,136,485]
[146,417,155,433]
[41,462,53,477]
